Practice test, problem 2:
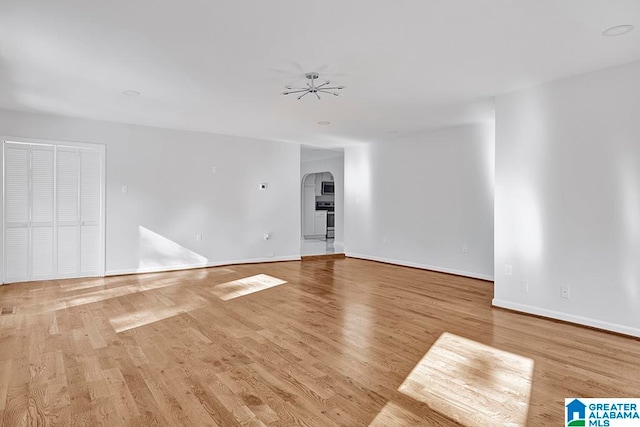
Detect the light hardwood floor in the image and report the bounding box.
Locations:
[0,258,638,426]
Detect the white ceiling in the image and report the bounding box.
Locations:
[1,1,639,148]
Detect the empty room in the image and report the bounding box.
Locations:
[1,1,639,426]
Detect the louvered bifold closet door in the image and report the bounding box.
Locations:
[56,147,81,277]
[79,149,101,275]
[4,143,30,282]
[4,141,103,283]
[30,145,55,279]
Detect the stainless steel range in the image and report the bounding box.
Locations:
[316,201,335,239]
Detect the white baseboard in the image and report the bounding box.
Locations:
[345,252,494,282]
[492,299,640,338]
[105,255,301,277]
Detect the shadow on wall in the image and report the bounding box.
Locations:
[138,225,208,272]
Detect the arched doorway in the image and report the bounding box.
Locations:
[301,171,336,255]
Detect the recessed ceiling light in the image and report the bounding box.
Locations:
[318,121,331,126]
[122,90,141,96]
[602,25,634,37]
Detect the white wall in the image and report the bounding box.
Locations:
[0,109,301,279]
[344,123,495,280]
[300,155,344,243]
[494,60,640,337]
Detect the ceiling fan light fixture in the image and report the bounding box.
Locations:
[282,72,345,100]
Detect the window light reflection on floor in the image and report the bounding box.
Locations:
[211,274,287,301]
[398,332,534,427]
[21,278,181,315]
[368,401,425,426]
[110,300,203,333]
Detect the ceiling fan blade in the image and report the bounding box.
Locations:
[267,67,307,79]
[283,88,309,94]
[291,62,306,75]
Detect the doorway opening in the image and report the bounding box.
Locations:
[301,171,336,256]
[300,146,344,256]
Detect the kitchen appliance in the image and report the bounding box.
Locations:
[321,181,335,195]
[326,212,335,239]
[316,201,335,239]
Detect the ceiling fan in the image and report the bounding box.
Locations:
[282,72,345,100]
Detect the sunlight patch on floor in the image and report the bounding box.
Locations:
[210,274,287,300]
[110,300,203,333]
[18,278,180,315]
[368,401,425,426]
[398,332,534,427]
[59,279,109,292]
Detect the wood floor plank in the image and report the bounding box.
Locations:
[0,359,12,411]
[0,258,639,425]
[2,383,29,426]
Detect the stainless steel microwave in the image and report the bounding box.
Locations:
[321,181,334,195]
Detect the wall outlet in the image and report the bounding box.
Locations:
[561,287,570,299]
[121,185,128,194]
[266,252,274,258]
[211,166,217,174]
[462,244,468,253]
[196,233,202,241]
[504,264,513,275]
[521,281,529,293]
